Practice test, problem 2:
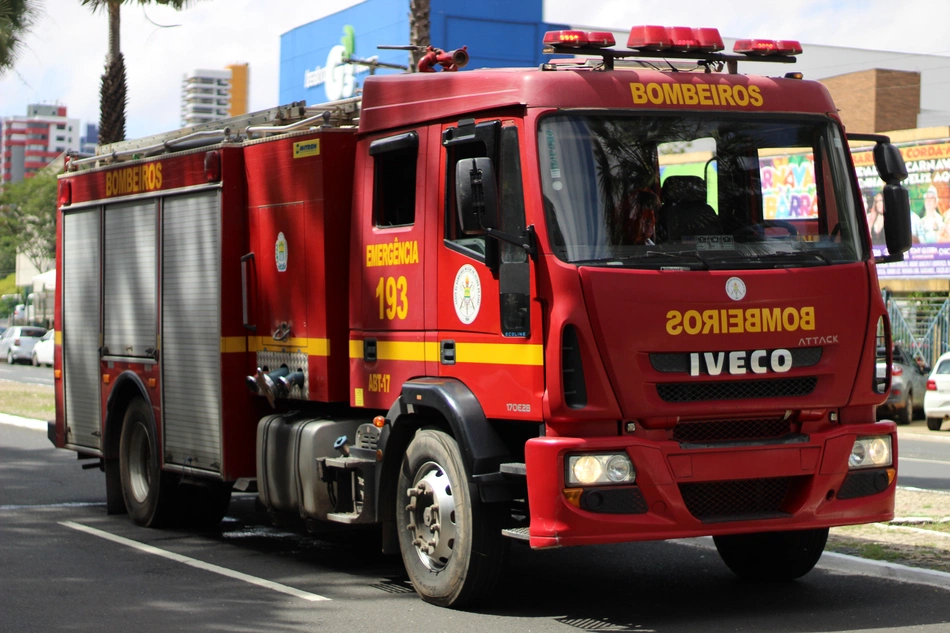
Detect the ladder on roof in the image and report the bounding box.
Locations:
[68,97,362,171]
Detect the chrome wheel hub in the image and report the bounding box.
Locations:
[405,461,458,571]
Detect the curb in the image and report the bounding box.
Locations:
[0,412,48,432]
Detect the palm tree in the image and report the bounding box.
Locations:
[0,0,39,78]
[80,0,195,145]
[408,0,429,69]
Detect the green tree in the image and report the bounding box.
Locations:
[80,0,197,145]
[0,0,39,77]
[0,171,57,274]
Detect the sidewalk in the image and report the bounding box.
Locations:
[0,411,48,432]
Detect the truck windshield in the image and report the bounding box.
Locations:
[538,114,864,269]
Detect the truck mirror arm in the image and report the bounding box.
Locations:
[483,225,538,260]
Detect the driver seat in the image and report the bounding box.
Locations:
[659,175,722,241]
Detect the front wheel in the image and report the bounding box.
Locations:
[713,528,828,581]
[119,397,178,527]
[928,417,944,431]
[396,429,507,608]
[7,350,14,364]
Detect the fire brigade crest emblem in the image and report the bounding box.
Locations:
[453,264,481,324]
[725,276,746,301]
[275,232,288,272]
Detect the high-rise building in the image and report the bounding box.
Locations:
[1,104,80,184]
[180,68,233,127]
[79,123,99,155]
[226,63,250,118]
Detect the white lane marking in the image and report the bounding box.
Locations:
[0,412,47,432]
[1,502,106,511]
[900,457,950,466]
[60,521,330,602]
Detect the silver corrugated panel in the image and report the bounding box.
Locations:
[63,210,101,449]
[104,200,157,357]
[162,191,222,472]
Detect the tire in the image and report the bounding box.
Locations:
[179,481,233,529]
[31,352,38,367]
[6,350,14,364]
[396,429,507,608]
[118,397,179,527]
[714,528,828,581]
[897,393,913,425]
[928,417,944,431]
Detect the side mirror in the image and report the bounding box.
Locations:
[874,142,908,183]
[882,185,912,257]
[455,157,499,235]
[873,142,912,262]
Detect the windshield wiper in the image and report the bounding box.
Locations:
[714,250,832,267]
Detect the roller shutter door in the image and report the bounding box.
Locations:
[62,210,101,449]
[161,191,222,472]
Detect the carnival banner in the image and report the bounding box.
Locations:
[854,139,950,278]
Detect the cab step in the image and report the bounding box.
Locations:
[502,527,530,540]
[500,462,526,476]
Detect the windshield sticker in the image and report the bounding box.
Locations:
[545,128,562,190]
[666,306,815,335]
[453,264,481,325]
[631,82,763,107]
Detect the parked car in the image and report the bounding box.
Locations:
[0,326,48,364]
[925,351,950,430]
[876,344,929,425]
[31,329,54,367]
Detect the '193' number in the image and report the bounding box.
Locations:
[376,276,408,320]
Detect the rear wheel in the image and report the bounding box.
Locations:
[713,528,828,581]
[119,397,179,527]
[897,392,913,425]
[928,417,944,431]
[31,352,38,366]
[396,429,507,608]
[6,350,14,364]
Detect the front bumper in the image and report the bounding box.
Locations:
[524,421,896,549]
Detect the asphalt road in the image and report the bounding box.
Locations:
[0,359,53,386]
[6,421,950,633]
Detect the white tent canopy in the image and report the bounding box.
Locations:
[32,269,55,293]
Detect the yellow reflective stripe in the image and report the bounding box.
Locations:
[378,341,427,362]
[54,330,62,345]
[220,337,247,353]
[348,339,542,366]
[457,343,544,366]
[245,337,330,356]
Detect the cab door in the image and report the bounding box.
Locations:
[351,128,429,410]
[435,118,543,420]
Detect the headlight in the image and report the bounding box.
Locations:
[849,436,892,469]
[567,453,635,485]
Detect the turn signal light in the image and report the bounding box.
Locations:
[543,30,617,48]
[891,363,903,376]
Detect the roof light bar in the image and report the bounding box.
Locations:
[628,26,724,53]
[733,39,803,56]
[543,30,616,48]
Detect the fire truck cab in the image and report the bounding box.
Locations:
[53,26,913,608]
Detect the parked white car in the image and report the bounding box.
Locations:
[31,329,54,367]
[0,326,48,364]
[924,351,950,430]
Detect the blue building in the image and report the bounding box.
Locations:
[279,0,566,105]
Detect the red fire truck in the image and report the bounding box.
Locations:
[52,26,913,607]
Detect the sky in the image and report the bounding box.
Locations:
[2,0,950,141]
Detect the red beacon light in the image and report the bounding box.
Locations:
[543,30,616,48]
[628,25,724,53]
[733,38,803,56]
